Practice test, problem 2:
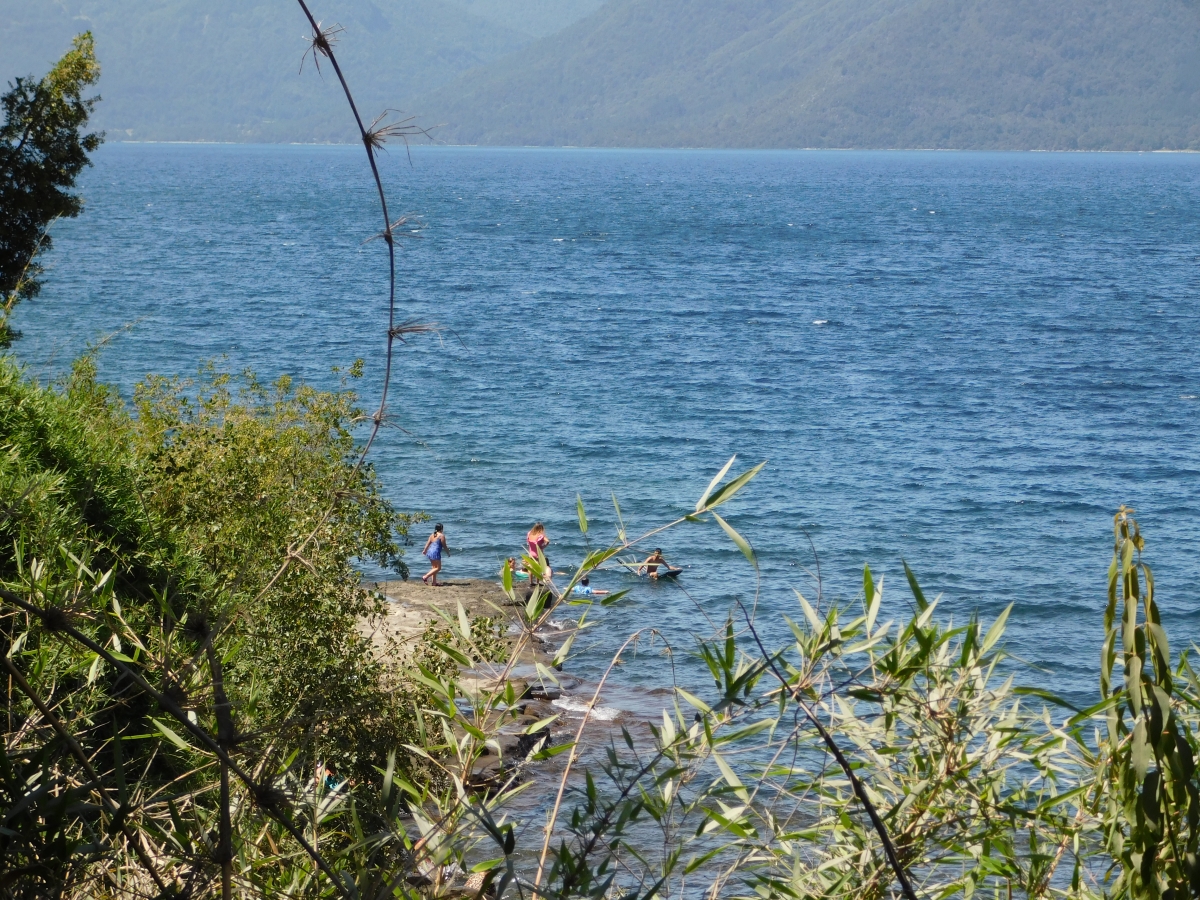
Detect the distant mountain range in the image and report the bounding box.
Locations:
[4,0,1199,148]
[412,0,1200,149]
[0,0,602,142]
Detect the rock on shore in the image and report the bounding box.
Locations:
[358,577,560,669]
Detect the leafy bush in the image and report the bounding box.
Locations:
[1,33,103,340]
[0,353,425,897]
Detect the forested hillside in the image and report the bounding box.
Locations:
[411,0,1200,149]
[451,0,606,37]
[4,0,1198,148]
[0,0,600,142]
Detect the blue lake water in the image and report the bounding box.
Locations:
[11,143,1200,708]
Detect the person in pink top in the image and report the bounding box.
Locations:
[526,522,550,581]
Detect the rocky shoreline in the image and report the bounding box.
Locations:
[359,578,576,787]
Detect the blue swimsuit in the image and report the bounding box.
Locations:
[426,536,443,561]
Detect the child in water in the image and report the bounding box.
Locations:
[571,576,609,597]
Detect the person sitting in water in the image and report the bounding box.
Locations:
[639,548,670,579]
[571,576,609,597]
[504,557,532,581]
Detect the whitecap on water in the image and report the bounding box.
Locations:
[812,319,829,325]
[553,697,620,721]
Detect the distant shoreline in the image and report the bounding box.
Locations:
[109,140,1200,154]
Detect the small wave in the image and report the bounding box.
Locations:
[1182,395,1198,400]
[553,697,620,721]
[812,319,829,325]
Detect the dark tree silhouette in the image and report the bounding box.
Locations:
[0,33,102,343]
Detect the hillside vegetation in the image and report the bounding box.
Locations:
[5,0,1197,147]
[412,0,1200,149]
[449,0,606,38]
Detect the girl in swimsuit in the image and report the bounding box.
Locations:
[526,522,550,582]
[422,524,448,585]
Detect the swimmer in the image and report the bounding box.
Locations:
[571,576,609,597]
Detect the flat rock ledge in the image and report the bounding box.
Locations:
[359,578,568,790]
[358,577,558,670]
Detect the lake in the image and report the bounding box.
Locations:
[11,143,1200,708]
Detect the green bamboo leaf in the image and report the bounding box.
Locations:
[1127,655,1144,717]
[552,631,576,666]
[599,588,630,607]
[1033,784,1089,814]
[713,718,775,746]
[661,709,676,746]
[981,603,1013,654]
[696,455,737,512]
[902,560,929,611]
[711,749,750,803]
[712,511,755,565]
[1013,686,1082,712]
[581,547,619,571]
[457,601,471,640]
[167,799,188,838]
[430,640,471,668]
[576,494,588,534]
[151,718,195,754]
[612,492,626,542]
[702,460,767,511]
[525,587,546,620]
[795,590,822,634]
[843,632,888,655]
[866,572,882,634]
[915,596,941,631]
[683,847,726,875]
[1148,621,1171,670]
[382,749,396,805]
[460,721,487,741]
[1132,718,1151,780]
[523,716,559,734]
[675,687,712,713]
[532,742,574,760]
[411,670,452,699]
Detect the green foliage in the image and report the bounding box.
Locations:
[0,32,101,336]
[416,614,508,682]
[8,369,1200,900]
[0,353,426,897]
[1092,507,1200,899]
[417,0,1200,151]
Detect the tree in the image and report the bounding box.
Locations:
[0,33,102,343]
